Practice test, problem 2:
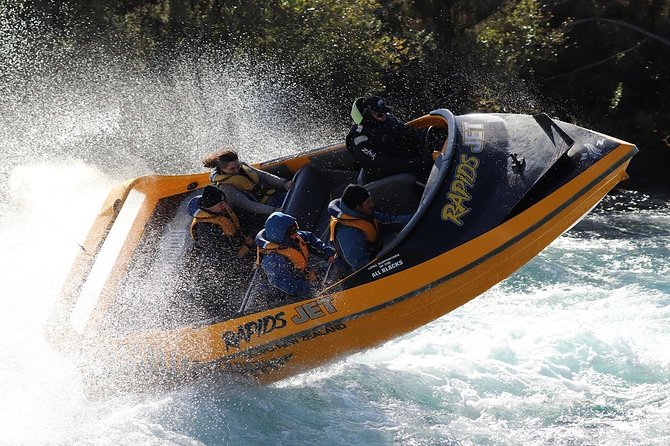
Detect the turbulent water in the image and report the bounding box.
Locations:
[2,18,670,446]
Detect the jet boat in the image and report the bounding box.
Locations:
[47,109,638,392]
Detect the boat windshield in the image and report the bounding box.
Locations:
[375,108,457,258]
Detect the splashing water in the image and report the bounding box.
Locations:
[2,7,669,446]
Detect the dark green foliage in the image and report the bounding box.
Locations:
[3,0,668,192]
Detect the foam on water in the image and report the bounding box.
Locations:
[330,213,670,445]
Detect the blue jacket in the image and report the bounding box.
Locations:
[328,199,411,271]
[256,212,335,297]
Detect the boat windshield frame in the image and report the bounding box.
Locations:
[375,108,457,258]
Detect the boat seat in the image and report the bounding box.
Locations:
[283,164,332,233]
[283,164,357,237]
[356,168,368,185]
[364,173,423,216]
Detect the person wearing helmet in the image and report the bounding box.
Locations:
[346,96,431,182]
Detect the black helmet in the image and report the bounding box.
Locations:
[362,96,392,114]
[351,96,392,124]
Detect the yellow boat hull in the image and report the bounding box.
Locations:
[47,109,637,391]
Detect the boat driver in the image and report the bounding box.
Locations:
[328,184,411,271]
[346,96,432,182]
[203,148,293,217]
[187,185,254,258]
[255,212,336,298]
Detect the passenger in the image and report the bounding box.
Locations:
[202,148,293,216]
[346,96,432,182]
[187,185,254,258]
[328,184,411,271]
[255,212,336,298]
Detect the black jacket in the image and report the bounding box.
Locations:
[346,114,427,181]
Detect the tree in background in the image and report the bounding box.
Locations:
[543,1,670,191]
[2,0,668,191]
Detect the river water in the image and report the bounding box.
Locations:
[2,19,669,446]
